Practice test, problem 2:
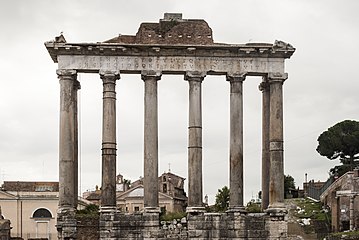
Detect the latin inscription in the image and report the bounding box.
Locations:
[58,55,284,74]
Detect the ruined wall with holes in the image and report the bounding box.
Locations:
[97,212,287,240]
[105,13,214,45]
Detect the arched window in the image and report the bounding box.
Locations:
[32,208,52,218]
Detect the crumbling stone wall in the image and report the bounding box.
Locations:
[77,215,99,240]
[97,212,287,240]
[105,13,213,45]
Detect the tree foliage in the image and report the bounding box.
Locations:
[316,120,359,171]
[284,174,295,198]
[246,201,261,213]
[214,186,230,212]
[329,164,352,179]
[76,204,99,215]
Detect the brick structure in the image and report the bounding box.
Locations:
[321,170,359,232]
[105,13,213,45]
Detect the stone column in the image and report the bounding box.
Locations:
[226,74,246,212]
[58,69,78,209]
[57,69,78,239]
[100,70,120,209]
[350,195,355,230]
[185,71,206,213]
[74,80,80,208]
[142,70,161,212]
[332,196,340,232]
[267,73,288,214]
[259,79,270,211]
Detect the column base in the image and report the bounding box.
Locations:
[100,206,117,214]
[226,206,247,214]
[57,206,77,240]
[100,206,118,240]
[143,206,161,214]
[58,206,76,215]
[186,206,206,214]
[266,204,287,220]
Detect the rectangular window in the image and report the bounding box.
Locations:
[160,206,166,214]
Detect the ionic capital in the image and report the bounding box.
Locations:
[56,69,77,80]
[99,70,120,81]
[226,73,246,82]
[268,72,288,83]
[185,71,206,82]
[258,81,270,92]
[74,80,81,90]
[141,70,162,81]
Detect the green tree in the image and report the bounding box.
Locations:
[329,165,351,178]
[284,174,295,198]
[77,204,99,215]
[316,120,359,173]
[214,186,230,212]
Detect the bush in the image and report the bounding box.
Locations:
[160,211,186,222]
[246,202,262,213]
[77,204,99,216]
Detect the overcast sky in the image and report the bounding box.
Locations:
[1,0,358,204]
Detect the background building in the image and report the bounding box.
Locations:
[320,170,359,232]
[84,171,188,213]
[0,181,89,240]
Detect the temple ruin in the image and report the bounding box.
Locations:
[45,13,295,239]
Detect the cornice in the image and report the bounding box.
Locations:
[44,40,295,63]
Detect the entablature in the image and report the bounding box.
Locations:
[45,14,294,77]
[46,42,294,77]
[45,40,295,64]
[56,54,286,76]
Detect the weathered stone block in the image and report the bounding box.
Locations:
[0,219,11,240]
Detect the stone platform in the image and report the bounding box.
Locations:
[96,212,287,240]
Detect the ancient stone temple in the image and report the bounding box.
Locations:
[45,13,295,240]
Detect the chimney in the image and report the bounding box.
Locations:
[354,168,359,177]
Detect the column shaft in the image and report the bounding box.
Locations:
[227,75,245,210]
[57,69,78,209]
[186,72,205,211]
[73,81,80,207]
[350,196,354,230]
[332,196,340,232]
[100,71,120,207]
[142,71,161,211]
[259,80,270,210]
[268,73,287,211]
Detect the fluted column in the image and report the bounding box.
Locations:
[142,70,161,212]
[100,70,120,208]
[259,80,270,211]
[227,74,246,212]
[267,73,287,213]
[185,71,206,213]
[57,69,79,210]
